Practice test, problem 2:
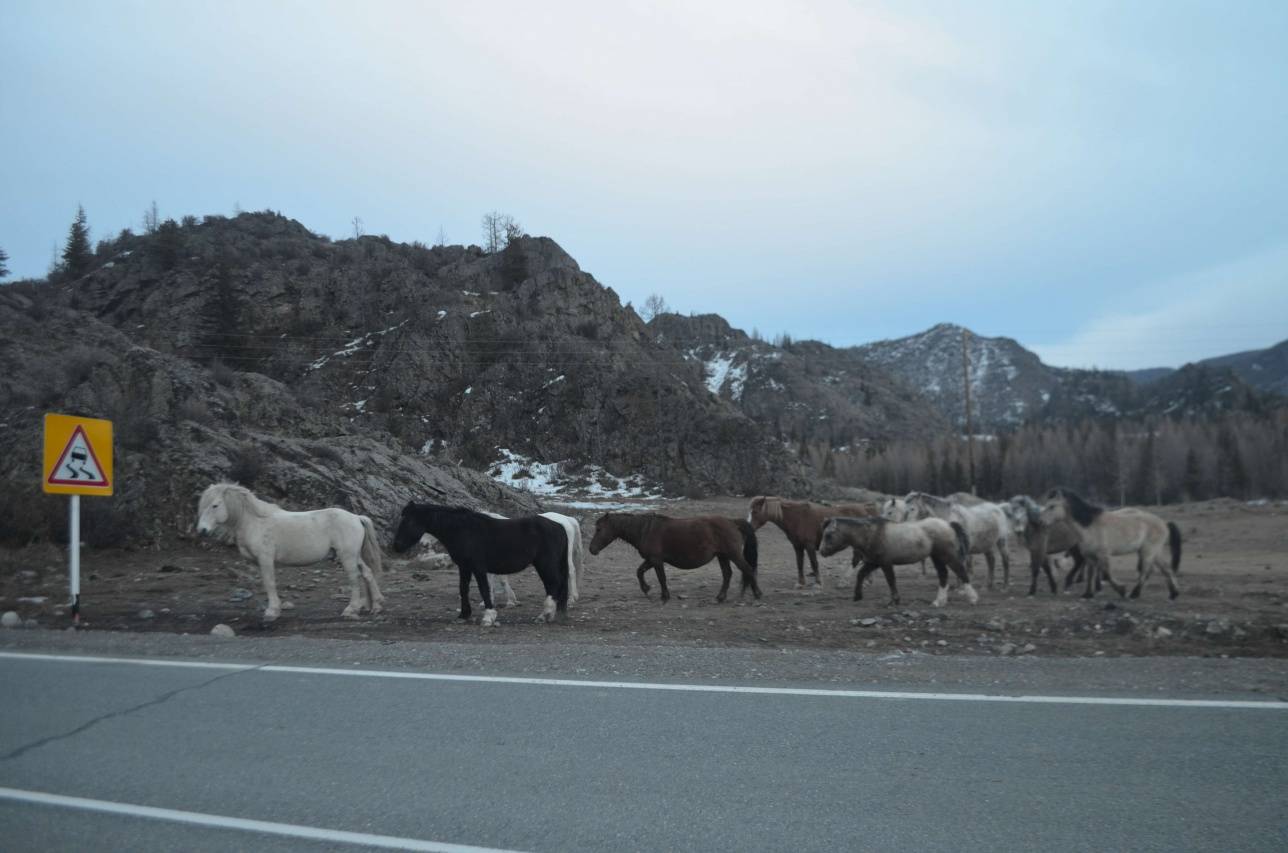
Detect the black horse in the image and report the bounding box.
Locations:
[392,503,571,625]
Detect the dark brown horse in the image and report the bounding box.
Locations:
[746,496,877,587]
[588,513,761,602]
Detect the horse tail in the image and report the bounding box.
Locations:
[1167,521,1182,574]
[950,521,970,562]
[360,516,384,574]
[563,518,581,604]
[736,519,758,570]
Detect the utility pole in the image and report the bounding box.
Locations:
[962,328,976,495]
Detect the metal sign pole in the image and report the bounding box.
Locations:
[70,494,81,625]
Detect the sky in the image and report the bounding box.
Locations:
[2,0,1286,370]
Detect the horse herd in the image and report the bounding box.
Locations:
[195,482,1183,627]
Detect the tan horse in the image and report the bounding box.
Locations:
[1039,489,1182,600]
[747,496,876,587]
[819,517,977,607]
[589,512,761,602]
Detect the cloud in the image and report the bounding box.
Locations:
[1030,242,1288,370]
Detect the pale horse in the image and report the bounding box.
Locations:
[196,482,384,622]
[880,496,927,575]
[905,492,1013,588]
[482,511,584,608]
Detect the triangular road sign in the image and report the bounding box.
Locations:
[47,425,109,487]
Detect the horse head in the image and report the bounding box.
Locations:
[746,495,781,529]
[588,513,618,555]
[881,497,907,521]
[391,502,427,553]
[820,517,876,557]
[196,483,236,534]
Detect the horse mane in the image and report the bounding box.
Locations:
[752,496,784,524]
[1010,494,1042,525]
[1048,488,1103,526]
[207,482,277,520]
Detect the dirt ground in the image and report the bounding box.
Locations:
[2,497,1286,658]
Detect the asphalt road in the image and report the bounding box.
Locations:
[0,650,1286,852]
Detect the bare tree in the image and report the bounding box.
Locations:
[434,225,448,247]
[143,200,160,235]
[481,211,523,253]
[352,216,364,239]
[641,293,669,322]
[0,246,9,280]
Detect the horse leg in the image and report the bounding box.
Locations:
[476,570,498,627]
[1041,558,1058,595]
[359,561,384,615]
[878,563,899,606]
[931,559,951,608]
[852,562,878,602]
[983,550,996,590]
[1154,554,1181,600]
[654,563,671,603]
[1027,551,1041,596]
[532,557,564,623]
[919,559,927,577]
[715,556,733,603]
[806,547,821,587]
[944,556,979,605]
[490,573,518,608]
[1129,553,1149,599]
[793,543,806,588]
[1082,554,1099,599]
[257,555,283,622]
[458,568,473,621]
[731,552,762,600]
[999,545,1010,588]
[636,560,653,597]
[339,555,365,619]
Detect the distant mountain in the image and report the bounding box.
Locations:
[847,323,1280,429]
[1126,339,1288,396]
[648,313,948,448]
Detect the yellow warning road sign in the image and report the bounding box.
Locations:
[43,413,113,496]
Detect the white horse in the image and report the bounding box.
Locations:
[483,511,584,608]
[880,497,926,575]
[906,492,1012,588]
[196,483,384,622]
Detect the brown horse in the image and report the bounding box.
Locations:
[588,512,762,602]
[746,496,876,587]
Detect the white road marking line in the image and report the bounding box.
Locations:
[0,786,529,853]
[1,650,1285,710]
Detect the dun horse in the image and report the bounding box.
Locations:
[1039,489,1182,600]
[195,483,384,622]
[819,517,976,607]
[1006,495,1086,596]
[746,496,875,587]
[392,504,571,626]
[588,513,761,602]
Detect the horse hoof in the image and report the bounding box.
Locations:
[481,609,499,627]
[263,609,280,622]
[1129,589,1141,599]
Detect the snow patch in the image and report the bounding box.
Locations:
[308,320,408,371]
[487,448,663,499]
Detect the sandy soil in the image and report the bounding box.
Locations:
[2,497,1286,658]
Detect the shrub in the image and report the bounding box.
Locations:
[227,443,265,485]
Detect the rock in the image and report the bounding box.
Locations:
[0,611,20,629]
[23,619,39,629]
[228,588,254,602]
[137,609,155,620]
[1020,643,1037,654]
[936,640,948,647]
[1232,627,1248,641]
[210,623,236,638]
[1154,626,1173,639]
[852,617,880,627]
[984,618,1005,632]
[1205,619,1229,636]
[158,564,183,573]
[997,642,1017,656]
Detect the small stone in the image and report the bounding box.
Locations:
[1021,643,1037,654]
[1154,626,1173,639]
[854,617,880,627]
[210,623,236,638]
[281,601,295,610]
[1205,620,1229,636]
[159,608,172,615]
[0,611,20,629]
[985,618,1005,632]
[137,609,155,620]
[998,642,1017,656]
[936,639,948,647]
[1232,627,1248,641]
[228,588,253,602]
[23,619,39,629]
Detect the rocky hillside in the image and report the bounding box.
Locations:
[648,313,947,448]
[0,212,810,548]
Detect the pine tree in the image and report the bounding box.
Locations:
[61,205,93,278]
[0,246,9,280]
